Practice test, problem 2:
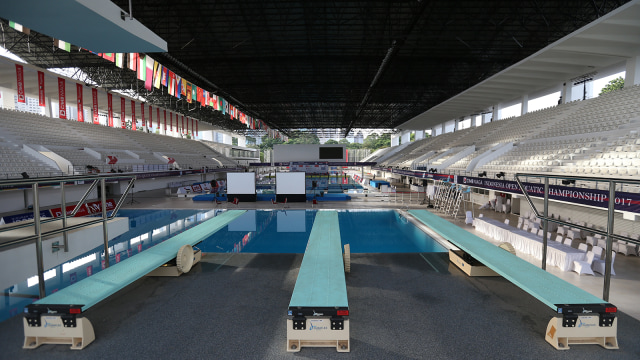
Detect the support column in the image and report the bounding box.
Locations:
[625,56,640,87]
[400,131,410,144]
[521,95,529,115]
[562,82,573,104]
[414,130,425,140]
[492,105,499,122]
[391,134,400,146]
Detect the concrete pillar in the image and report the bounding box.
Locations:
[521,94,529,115]
[401,131,411,144]
[492,105,499,122]
[238,136,247,147]
[391,134,400,146]
[625,56,640,87]
[562,81,573,104]
[415,130,425,140]
[222,133,232,145]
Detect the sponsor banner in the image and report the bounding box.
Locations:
[249,162,377,167]
[140,103,145,128]
[77,83,84,122]
[107,93,113,127]
[164,110,167,131]
[50,204,91,218]
[85,199,117,214]
[37,71,45,106]
[58,77,66,119]
[91,88,98,124]
[1,210,52,224]
[458,176,640,214]
[148,105,153,128]
[15,64,25,103]
[120,97,126,129]
[131,100,136,131]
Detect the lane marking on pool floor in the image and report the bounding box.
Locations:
[214,253,235,272]
[419,253,440,273]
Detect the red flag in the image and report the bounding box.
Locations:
[148,105,153,128]
[92,88,99,124]
[77,83,84,122]
[15,64,25,103]
[130,100,136,131]
[140,103,145,129]
[186,83,192,103]
[107,93,113,127]
[164,110,167,131]
[37,71,45,106]
[58,77,67,119]
[120,97,126,129]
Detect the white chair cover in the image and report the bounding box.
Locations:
[592,252,616,275]
[572,251,595,276]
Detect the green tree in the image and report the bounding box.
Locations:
[600,77,624,96]
[346,143,362,149]
[324,139,339,144]
[259,135,284,150]
[338,139,350,145]
[285,131,320,144]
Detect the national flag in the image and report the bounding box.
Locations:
[9,21,30,34]
[191,85,197,104]
[176,75,182,99]
[186,83,192,103]
[137,55,146,81]
[153,62,162,89]
[168,71,175,96]
[55,39,71,52]
[181,79,187,96]
[115,53,124,68]
[102,53,115,62]
[196,87,203,106]
[145,56,154,91]
[161,67,168,87]
[128,53,138,72]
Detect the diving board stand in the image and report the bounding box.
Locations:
[408,210,618,351]
[287,211,350,352]
[22,210,246,350]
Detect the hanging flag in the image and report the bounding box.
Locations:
[128,53,138,71]
[9,21,30,34]
[107,93,113,127]
[140,103,145,129]
[15,64,25,103]
[186,83,192,103]
[145,56,154,91]
[181,78,187,96]
[199,88,205,106]
[148,105,153,128]
[55,39,71,52]
[175,75,182,99]
[120,97,126,129]
[37,71,45,106]
[161,67,169,87]
[213,95,218,110]
[77,83,84,122]
[102,53,115,62]
[115,53,124,68]
[191,85,197,104]
[168,71,175,96]
[196,87,203,105]
[91,88,98,124]
[58,77,67,119]
[137,55,146,81]
[153,62,162,89]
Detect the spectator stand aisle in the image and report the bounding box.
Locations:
[408,209,618,351]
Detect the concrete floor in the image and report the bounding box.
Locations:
[1,184,639,358]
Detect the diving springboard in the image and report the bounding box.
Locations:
[287,210,349,352]
[408,209,618,350]
[23,210,246,350]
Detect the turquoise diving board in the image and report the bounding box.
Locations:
[408,210,605,310]
[289,211,348,309]
[35,210,246,311]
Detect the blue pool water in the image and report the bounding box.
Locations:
[0,209,445,323]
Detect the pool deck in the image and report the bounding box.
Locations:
[1,187,640,358]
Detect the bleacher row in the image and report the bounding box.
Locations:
[367,85,640,188]
[0,108,239,178]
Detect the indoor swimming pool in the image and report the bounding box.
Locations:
[0,209,446,323]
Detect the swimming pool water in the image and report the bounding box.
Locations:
[197,210,448,254]
[0,208,445,323]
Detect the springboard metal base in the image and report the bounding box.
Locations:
[545,315,618,350]
[23,315,95,350]
[286,318,350,352]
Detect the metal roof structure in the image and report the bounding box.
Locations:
[0,1,634,136]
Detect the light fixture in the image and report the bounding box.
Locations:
[496,172,505,179]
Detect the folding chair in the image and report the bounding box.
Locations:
[231,197,239,207]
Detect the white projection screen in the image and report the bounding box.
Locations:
[227,172,256,195]
[276,172,306,195]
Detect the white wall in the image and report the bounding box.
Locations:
[273,144,346,162]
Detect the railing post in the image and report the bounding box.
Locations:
[61,181,69,252]
[101,178,110,268]
[541,178,549,271]
[604,181,616,301]
[32,183,46,299]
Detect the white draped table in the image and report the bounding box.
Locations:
[473,217,585,271]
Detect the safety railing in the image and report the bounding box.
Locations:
[0,174,136,299]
